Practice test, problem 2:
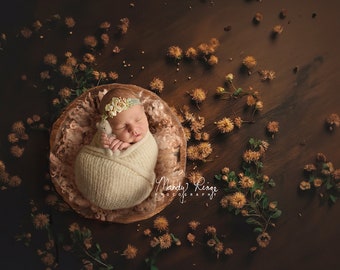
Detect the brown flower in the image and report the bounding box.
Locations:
[313,178,323,188]
[229,192,246,209]
[84,35,98,48]
[215,117,234,133]
[188,220,200,230]
[64,17,76,28]
[59,64,73,77]
[325,113,340,131]
[122,244,138,259]
[187,233,196,245]
[43,53,57,66]
[159,233,172,249]
[243,150,261,163]
[8,175,22,187]
[153,216,169,232]
[149,77,164,93]
[256,232,271,248]
[299,180,311,190]
[267,121,279,134]
[205,226,217,235]
[10,145,24,158]
[207,55,218,66]
[189,88,207,104]
[41,252,55,266]
[239,176,255,189]
[185,47,198,60]
[242,56,257,70]
[220,196,229,208]
[33,213,50,229]
[83,53,96,63]
[167,45,183,60]
[187,171,204,185]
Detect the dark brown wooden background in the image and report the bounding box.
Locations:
[1,0,339,269]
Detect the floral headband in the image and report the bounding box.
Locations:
[102,97,141,120]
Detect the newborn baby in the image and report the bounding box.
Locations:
[74,87,159,210]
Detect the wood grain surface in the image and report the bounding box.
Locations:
[0,0,339,269]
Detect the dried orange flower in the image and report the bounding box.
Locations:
[233,117,243,128]
[159,233,172,249]
[108,71,119,81]
[8,133,19,143]
[100,33,110,46]
[209,37,220,49]
[255,101,264,111]
[153,216,169,232]
[118,17,129,34]
[122,244,138,259]
[253,12,263,24]
[220,196,229,208]
[299,180,311,190]
[20,27,32,38]
[242,56,257,70]
[43,53,57,66]
[59,87,72,99]
[0,160,5,173]
[267,121,279,136]
[246,95,257,107]
[188,220,200,230]
[186,233,196,245]
[304,164,317,172]
[272,25,283,35]
[185,47,198,60]
[59,64,73,77]
[143,228,152,236]
[256,232,271,248]
[83,53,96,63]
[207,55,218,66]
[64,17,76,28]
[8,175,22,187]
[243,150,261,163]
[33,213,50,229]
[189,88,207,104]
[12,121,26,135]
[229,192,246,209]
[167,45,183,60]
[316,152,327,162]
[32,20,42,31]
[187,171,204,185]
[215,117,234,133]
[68,222,80,232]
[149,77,164,93]
[313,178,323,188]
[239,176,255,189]
[41,252,55,266]
[10,145,24,158]
[224,247,234,255]
[83,35,98,48]
[205,225,217,235]
[214,242,224,258]
[99,21,111,30]
[259,69,276,81]
[325,113,340,131]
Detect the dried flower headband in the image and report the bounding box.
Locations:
[102,97,141,120]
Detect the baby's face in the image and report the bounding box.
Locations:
[109,104,149,143]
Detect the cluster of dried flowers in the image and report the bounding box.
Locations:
[186,220,234,259]
[62,222,114,269]
[215,138,281,249]
[167,37,220,67]
[144,216,181,269]
[23,200,58,269]
[174,105,212,163]
[0,160,22,189]
[299,153,340,204]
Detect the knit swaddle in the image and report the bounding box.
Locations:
[74,131,158,210]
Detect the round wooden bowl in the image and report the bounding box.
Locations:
[49,83,187,223]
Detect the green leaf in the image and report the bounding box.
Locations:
[215,174,221,181]
[329,194,337,204]
[268,179,276,187]
[246,218,262,226]
[270,209,282,219]
[253,227,263,233]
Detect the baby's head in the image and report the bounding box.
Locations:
[99,88,149,144]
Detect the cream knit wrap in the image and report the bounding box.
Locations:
[74,130,158,210]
